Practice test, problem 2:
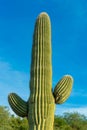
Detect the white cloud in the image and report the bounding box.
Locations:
[55,105,87,116]
[71,89,87,98]
[0,61,29,107]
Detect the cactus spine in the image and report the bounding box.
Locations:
[8,12,73,130]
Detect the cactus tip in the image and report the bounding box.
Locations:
[64,74,74,82]
[39,12,50,19]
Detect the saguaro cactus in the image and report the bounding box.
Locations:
[8,12,73,130]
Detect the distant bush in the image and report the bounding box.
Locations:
[0,106,87,130]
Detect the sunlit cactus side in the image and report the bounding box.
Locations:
[8,12,73,130]
[53,75,73,104]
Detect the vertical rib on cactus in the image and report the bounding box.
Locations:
[29,12,55,130]
[8,12,74,130]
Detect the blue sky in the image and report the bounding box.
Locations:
[0,0,87,116]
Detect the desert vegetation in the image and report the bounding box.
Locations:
[0,106,87,130]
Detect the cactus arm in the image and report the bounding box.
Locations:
[8,93,28,117]
[53,75,73,104]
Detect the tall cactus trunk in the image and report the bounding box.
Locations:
[28,12,55,130]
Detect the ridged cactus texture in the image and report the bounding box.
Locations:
[8,12,73,130]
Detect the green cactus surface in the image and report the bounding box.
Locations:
[53,75,73,104]
[8,12,73,130]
